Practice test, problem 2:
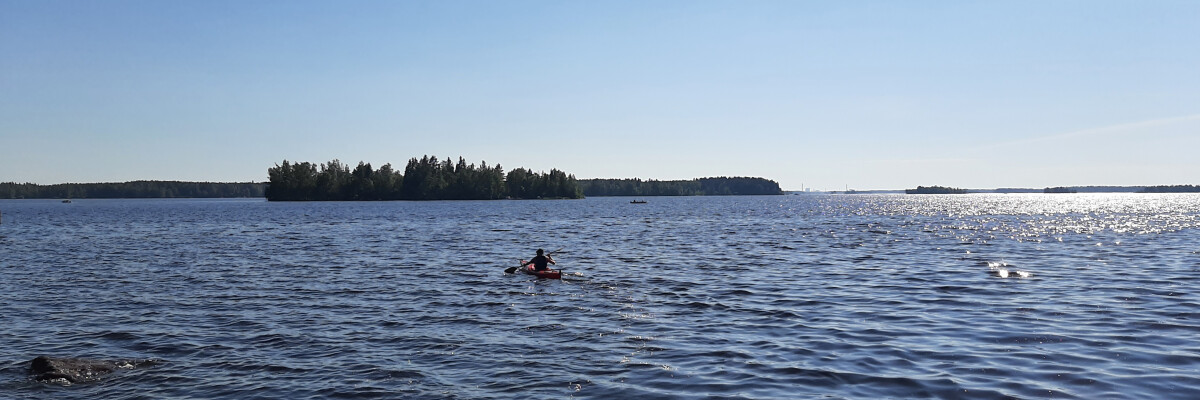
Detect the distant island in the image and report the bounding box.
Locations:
[265,157,784,200]
[1016,186,1140,193]
[999,185,1198,194]
[1140,185,1200,193]
[905,186,968,194]
[0,181,265,199]
[266,156,582,201]
[578,177,782,196]
[892,185,1200,195]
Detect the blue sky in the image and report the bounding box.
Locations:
[2,0,1197,190]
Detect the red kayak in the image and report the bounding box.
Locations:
[518,260,562,279]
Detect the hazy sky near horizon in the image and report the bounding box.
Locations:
[3,0,1198,190]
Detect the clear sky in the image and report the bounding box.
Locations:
[2,1,1197,191]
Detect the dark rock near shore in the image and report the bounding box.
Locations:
[29,356,158,384]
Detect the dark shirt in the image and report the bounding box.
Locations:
[530,255,551,271]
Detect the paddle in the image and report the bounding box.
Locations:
[505,248,563,274]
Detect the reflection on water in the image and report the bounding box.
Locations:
[1,194,1198,399]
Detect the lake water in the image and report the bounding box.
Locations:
[1,195,1198,399]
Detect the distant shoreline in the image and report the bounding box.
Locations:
[0,181,266,199]
[2,175,786,200]
[6,181,1197,200]
[791,185,1199,194]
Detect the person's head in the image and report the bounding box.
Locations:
[536,249,544,255]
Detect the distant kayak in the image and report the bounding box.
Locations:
[517,261,562,279]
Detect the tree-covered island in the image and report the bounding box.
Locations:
[266,157,785,201]
[265,156,583,201]
[1140,185,1200,193]
[905,186,969,194]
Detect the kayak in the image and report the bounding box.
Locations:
[518,260,562,279]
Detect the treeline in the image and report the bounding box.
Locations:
[995,186,1143,193]
[905,186,968,194]
[1140,185,1200,193]
[265,156,583,201]
[0,181,266,199]
[578,177,782,196]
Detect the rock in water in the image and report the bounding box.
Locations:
[29,356,157,384]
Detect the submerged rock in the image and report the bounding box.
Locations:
[29,356,158,384]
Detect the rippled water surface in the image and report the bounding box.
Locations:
[1,195,1198,399]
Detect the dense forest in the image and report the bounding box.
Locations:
[3,161,784,201]
[578,177,782,196]
[905,186,968,194]
[1140,185,1200,193]
[265,156,583,201]
[0,181,265,199]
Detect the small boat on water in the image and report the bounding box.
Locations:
[62,199,72,203]
[630,200,647,204]
[517,261,562,279]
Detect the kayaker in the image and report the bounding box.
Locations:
[521,249,556,271]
